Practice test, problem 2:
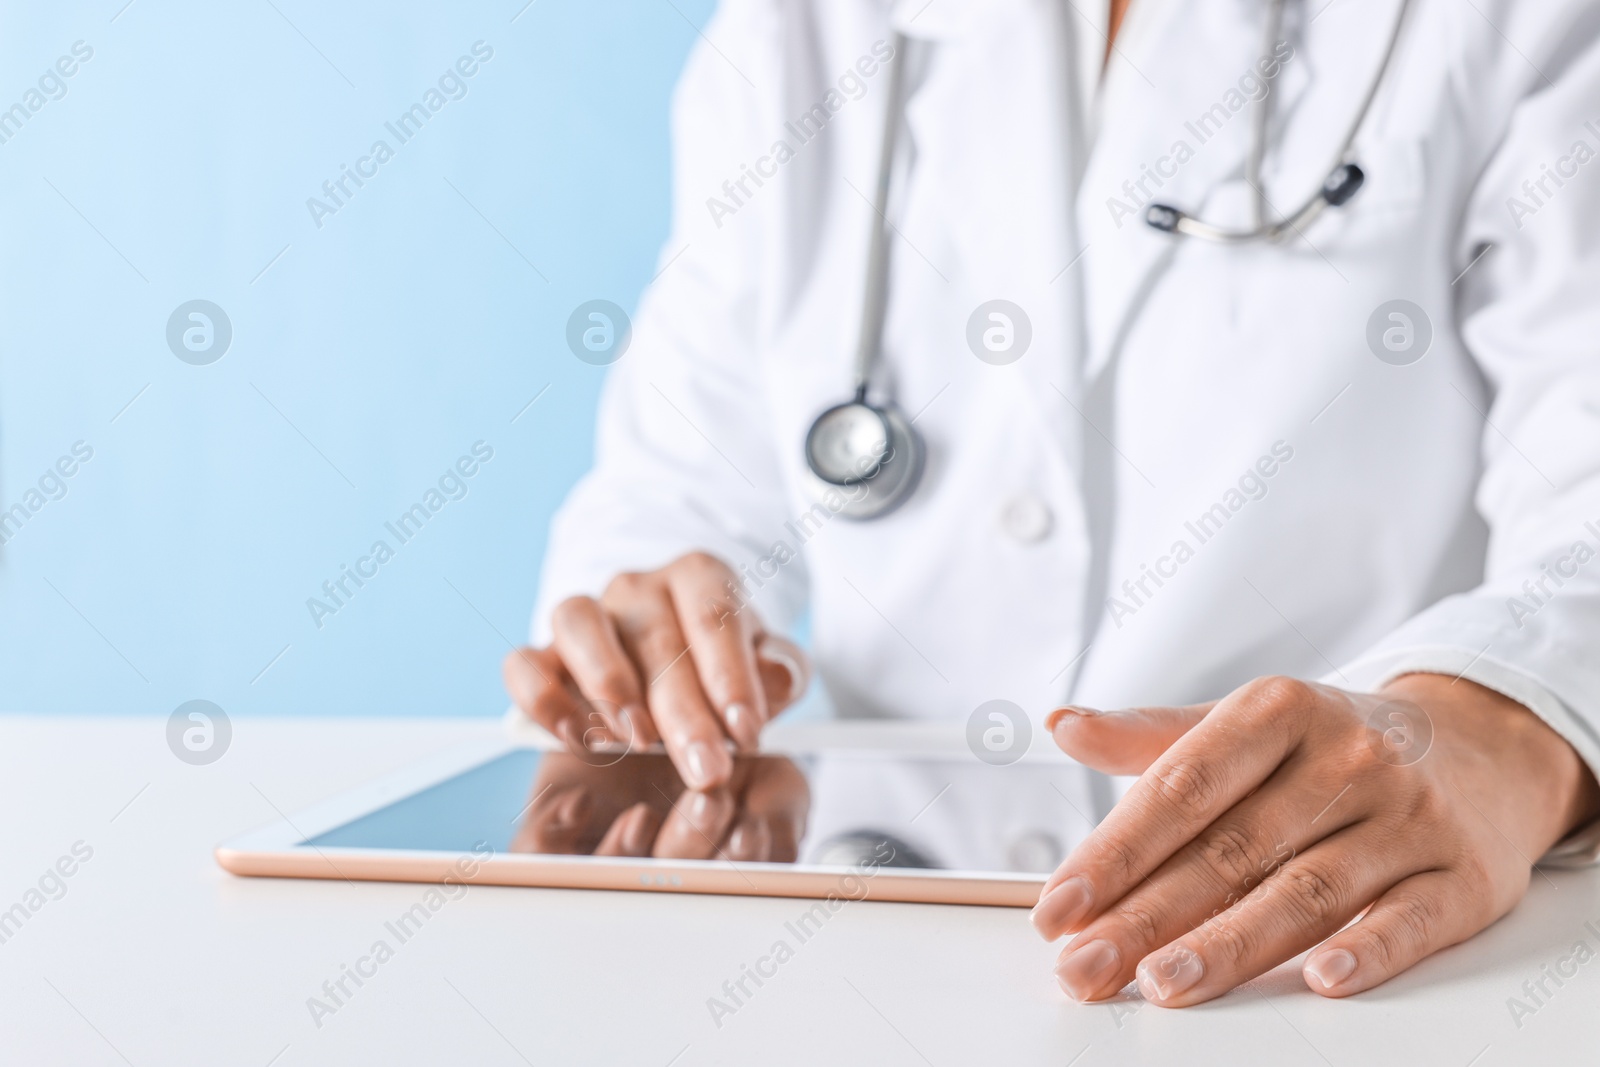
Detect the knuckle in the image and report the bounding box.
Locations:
[603,570,655,603]
[1098,837,1145,886]
[1410,782,1452,825]
[1256,674,1315,705]
[1151,755,1225,818]
[1197,912,1255,970]
[550,595,596,631]
[1378,779,1449,832]
[1365,892,1438,968]
[633,620,684,662]
[1462,862,1518,925]
[1244,675,1315,718]
[1110,901,1163,948]
[1361,921,1408,971]
[1197,823,1266,891]
[686,592,740,634]
[675,550,728,580]
[1276,863,1348,926]
[1391,891,1441,945]
[594,669,637,699]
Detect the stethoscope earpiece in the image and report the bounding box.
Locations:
[1321,162,1365,207]
[1144,203,1184,234]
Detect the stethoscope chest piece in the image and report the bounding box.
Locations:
[803,397,923,520]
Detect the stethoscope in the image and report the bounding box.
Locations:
[802,0,1413,520]
[801,25,924,521]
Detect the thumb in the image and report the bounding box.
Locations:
[754,633,810,715]
[1046,702,1213,775]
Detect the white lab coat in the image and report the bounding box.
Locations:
[532,0,1600,860]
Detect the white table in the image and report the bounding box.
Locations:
[1,715,1593,1066]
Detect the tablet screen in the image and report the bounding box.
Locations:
[301,746,1100,876]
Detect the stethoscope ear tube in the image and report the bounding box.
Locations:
[1143,0,1410,245]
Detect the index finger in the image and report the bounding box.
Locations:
[603,575,733,790]
[1034,677,1318,938]
[666,553,769,751]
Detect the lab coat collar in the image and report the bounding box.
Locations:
[888,0,1043,41]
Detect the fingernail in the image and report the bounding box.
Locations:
[1030,875,1094,937]
[1045,706,1101,731]
[1305,948,1357,991]
[555,790,587,828]
[1055,939,1121,1001]
[684,743,712,788]
[1137,948,1205,1002]
[728,819,769,859]
[724,703,761,750]
[688,791,712,820]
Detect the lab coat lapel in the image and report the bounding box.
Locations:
[1078,0,1310,381]
[889,0,1087,460]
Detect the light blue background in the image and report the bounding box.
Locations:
[0,0,714,717]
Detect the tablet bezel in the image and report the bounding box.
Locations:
[216,724,1060,907]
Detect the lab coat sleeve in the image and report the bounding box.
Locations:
[530,1,806,645]
[1334,6,1600,865]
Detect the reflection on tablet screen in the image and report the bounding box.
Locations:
[302,747,1096,876]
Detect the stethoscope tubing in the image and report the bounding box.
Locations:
[850,31,912,397]
[1152,0,1414,243]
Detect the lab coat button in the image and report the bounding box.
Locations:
[1008,830,1064,873]
[999,495,1053,543]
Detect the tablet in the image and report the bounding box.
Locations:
[217,722,1104,907]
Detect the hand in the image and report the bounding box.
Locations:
[1032,674,1600,1006]
[503,551,810,791]
[509,750,809,862]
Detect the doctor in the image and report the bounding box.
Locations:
[505,0,1600,1006]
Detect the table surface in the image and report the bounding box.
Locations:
[1,715,1595,1067]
